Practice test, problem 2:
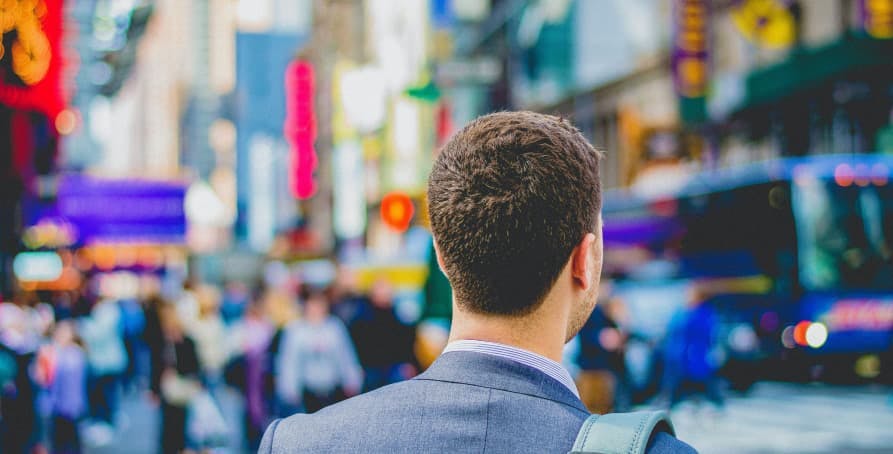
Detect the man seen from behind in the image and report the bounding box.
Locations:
[259,111,696,453]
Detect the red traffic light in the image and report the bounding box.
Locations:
[380,192,414,232]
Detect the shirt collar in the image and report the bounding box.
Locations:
[442,340,579,397]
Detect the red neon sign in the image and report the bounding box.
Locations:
[284,60,317,199]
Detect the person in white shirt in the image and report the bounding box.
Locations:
[275,286,362,414]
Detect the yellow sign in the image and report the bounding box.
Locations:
[353,264,428,291]
[673,0,709,98]
[864,0,893,39]
[0,0,51,85]
[731,0,796,49]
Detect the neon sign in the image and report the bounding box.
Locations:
[0,0,64,118]
[822,300,893,331]
[672,0,709,98]
[861,0,893,39]
[284,60,317,199]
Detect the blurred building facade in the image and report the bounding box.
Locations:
[284,0,442,269]
[234,31,304,255]
[5,0,892,296]
[440,0,893,192]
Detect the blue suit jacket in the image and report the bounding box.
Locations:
[259,351,696,453]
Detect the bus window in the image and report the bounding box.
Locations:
[678,183,796,282]
[792,179,893,291]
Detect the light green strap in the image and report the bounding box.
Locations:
[569,411,676,454]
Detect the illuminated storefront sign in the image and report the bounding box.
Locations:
[331,62,368,240]
[13,251,63,282]
[731,0,797,49]
[672,0,709,98]
[25,175,187,245]
[822,299,893,332]
[333,140,366,239]
[284,59,317,199]
[0,0,65,118]
[861,0,893,39]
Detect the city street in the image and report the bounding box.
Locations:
[668,382,893,454]
[4,1,893,452]
[84,386,247,454]
[83,382,893,454]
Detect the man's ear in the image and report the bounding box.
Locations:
[433,240,447,274]
[571,233,598,291]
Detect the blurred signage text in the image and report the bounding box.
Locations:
[25,175,187,245]
[672,0,709,98]
[435,57,502,85]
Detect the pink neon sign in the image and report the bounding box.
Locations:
[284,60,317,199]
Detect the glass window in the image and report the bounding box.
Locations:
[793,178,893,291]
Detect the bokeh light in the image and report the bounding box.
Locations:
[805,322,828,349]
[854,355,881,379]
[793,320,811,346]
[834,164,854,187]
[55,109,77,135]
[854,164,871,187]
[781,326,796,349]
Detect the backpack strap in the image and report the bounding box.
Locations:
[568,411,676,454]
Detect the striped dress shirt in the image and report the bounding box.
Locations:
[442,339,580,397]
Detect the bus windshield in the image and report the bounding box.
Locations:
[792,178,893,292]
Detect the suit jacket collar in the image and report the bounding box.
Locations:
[415,350,589,414]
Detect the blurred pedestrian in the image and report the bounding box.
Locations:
[189,285,229,390]
[45,321,88,454]
[261,284,299,417]
[576,295,625,414]
[328,266,364,326]
[0,299,43,453]
[78,298,126,441]
[276,286,362,413]
[142,293,166,402]
[154,304,201,454]
[174,280,200,331]
[221,280,249,325]
[661,283,725,411]
[117,294,146,393]
[72,280,95,319]
[348,279,417,392]
[51,291,77,322]
[236,293,275,450]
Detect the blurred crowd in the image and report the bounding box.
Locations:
[0,261,736,453]
[0,266,419,453]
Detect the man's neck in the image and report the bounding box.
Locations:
[448,305,568,363]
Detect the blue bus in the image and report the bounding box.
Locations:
[601,154,893,391]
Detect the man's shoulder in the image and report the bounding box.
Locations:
[291,379,420,423]
[258,377,589,453]
[259,380,437,453]
[258,362,697,453]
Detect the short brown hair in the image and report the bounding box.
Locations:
[428,111,602,316]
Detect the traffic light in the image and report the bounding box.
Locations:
[380,191,414,232]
